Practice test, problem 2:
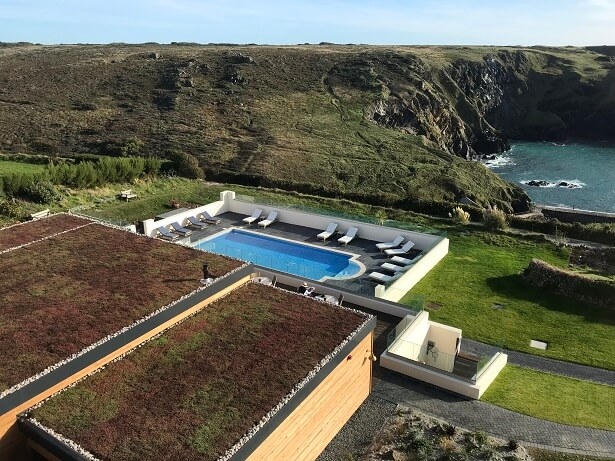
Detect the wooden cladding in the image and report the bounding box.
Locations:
[246,332,374,461]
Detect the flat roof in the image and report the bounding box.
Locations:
[0,214,243,394]
[27,283,370,461]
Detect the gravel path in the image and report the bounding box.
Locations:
[317,395,396,461]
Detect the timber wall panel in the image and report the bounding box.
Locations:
[246,332,373,461]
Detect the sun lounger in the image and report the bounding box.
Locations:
[156,226,180,241]
[384,240,415,257]
[170,222,192,237]
[338,227,358,245]
[376,235,404,251]
[368,271,402,284]
[243,208,263,226]
[200,211,221,224]
[317,223,338,242]
[380,262,407,273]
[187,216,209,229]
[258,211,278,228]
[390,254,423,266]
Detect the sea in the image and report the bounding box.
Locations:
[482,140,615,213]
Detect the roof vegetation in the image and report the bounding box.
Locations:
[30,283,367,461]
[0,214,242,391]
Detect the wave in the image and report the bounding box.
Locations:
[520,179,586,189]
[481,154,515,169]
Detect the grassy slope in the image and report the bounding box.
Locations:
[0,159,46,178]
[483,366,615,430]
[403,230,615,370]
[2,44,586,209]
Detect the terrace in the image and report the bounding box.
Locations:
[140,190,449,302]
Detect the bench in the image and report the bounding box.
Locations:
[30,209,50,220]
[119,189,137,201]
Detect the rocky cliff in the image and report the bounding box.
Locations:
[0,44,613,212]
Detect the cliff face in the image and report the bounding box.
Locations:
[0,44,612,212]
[358,48,615,158]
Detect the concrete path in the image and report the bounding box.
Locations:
[373,372,615,458]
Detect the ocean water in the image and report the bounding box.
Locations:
[483,141,615,213]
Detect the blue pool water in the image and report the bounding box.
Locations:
[193,229,362,281]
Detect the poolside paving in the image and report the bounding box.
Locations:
[185,211,408,294]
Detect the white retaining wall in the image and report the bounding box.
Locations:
[380,351,507,399]
[375,237,449,302]
[143,199,227,237]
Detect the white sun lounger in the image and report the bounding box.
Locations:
[200,211,221,224]
[380,262,407,273]
[338,227,358,245]
[317,223,338,242]
[368,271,402,284]
[376,235,404,251]
[258,211,278,228]
[385,240,415,257]
[170,222,192,237]
[390,254,423,266]
[156,226,180,241]
[243,208,263,225]
[187,216,209,229]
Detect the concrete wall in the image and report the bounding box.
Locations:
[380,351,508,400]
[387,312,461,373]
[542,206,615,224]
[143,198,227,237]
[376,237,450,302]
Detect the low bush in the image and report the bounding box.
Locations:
[509,215,615,246]
[0,199,21,217]
[23,180,60,204]
[482,205,508,230]
[451,206,471,224]
[170,151,205,179]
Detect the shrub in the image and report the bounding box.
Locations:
[170,151,205,179]
[451,206,471,224]
[0,199,21,218]
[507,439,519,451]
[482,205,507,230]
[23,180,59,204]
[120,137,145,156]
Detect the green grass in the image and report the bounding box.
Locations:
[403,229,615,370]
[0,159,46,178]
[482,366,615,430]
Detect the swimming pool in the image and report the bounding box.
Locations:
[193,229,364,281]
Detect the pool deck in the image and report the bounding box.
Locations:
[181,211,421,294]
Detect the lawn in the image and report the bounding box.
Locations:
[0,159,46,179]
[402,230,615,370]
[31,283,368,461]
[482,366,615,430]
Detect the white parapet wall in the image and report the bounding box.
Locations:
[380,350,507,400]
[143,197,229,237]
[374,237,449,302]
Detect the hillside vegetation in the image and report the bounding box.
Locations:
[1,44,614,212]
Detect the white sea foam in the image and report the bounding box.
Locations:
[520,179,586,189]
[482,154,515,169]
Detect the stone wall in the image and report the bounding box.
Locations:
[522,259,615,308]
